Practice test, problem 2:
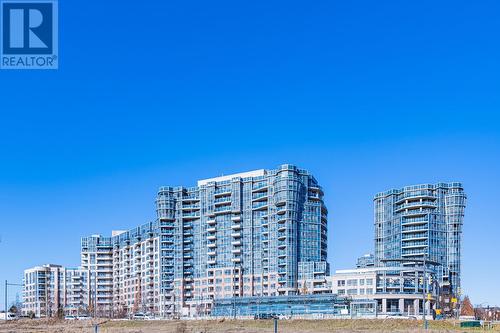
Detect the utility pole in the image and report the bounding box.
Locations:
[4,280,23,320]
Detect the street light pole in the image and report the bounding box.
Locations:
[422,254,428,330]
[380,257,440,331]
[4,280,6,321]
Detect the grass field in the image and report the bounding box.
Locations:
[1,319,498,333]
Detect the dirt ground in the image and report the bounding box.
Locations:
[0,319,498,333]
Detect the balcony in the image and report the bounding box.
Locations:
[402,240,428,249]
[182,195,200,202]
[395,201,437,212]
[231,257,241,263]
[183,212,200,220]
[402,251,426,257]
[274,196,286,206]
[252,202,268,211]
[207,250,216,256]
[207,242,217,248]
[207,235,217,241]
[276,216,287,224]
[252,192,268,201]
[207,218,216,225]
[182,204,200,211]
[395,191,436,204]
[162,237,174,244]
[231,240,242,246]
[207,226,217,233]
[231,232,242,238]
[402,233,427,241]
[214,207,231,215]
[231,249,241,254]
[231,215,241,222]
[402,225,429,233]
[252,183,268,192]
[276,206,287,215]
[214,188,231,196]
[214,197,231,205]
[401,209,434,217]
[231,224,242,230]
[309,193,321,201]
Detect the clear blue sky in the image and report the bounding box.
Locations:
[1,0,499,307]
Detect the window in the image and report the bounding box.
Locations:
[337,280,345,287]
[347,279,357,287]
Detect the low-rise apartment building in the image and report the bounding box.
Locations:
[23,264,88,317]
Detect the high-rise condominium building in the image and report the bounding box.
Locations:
[81,235,113,316]
[374,182,466,295]
[79,164,328,317]
[155,164,328,316]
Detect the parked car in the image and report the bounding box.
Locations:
[132,313,152,320]
[64,315,77,320]
[77,315,91,320]
[386,313,417,320]
[0,312,18,320]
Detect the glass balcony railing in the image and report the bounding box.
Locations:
[252,202,268,209]
[214,206,231,213]
[215,188,231,194]
[402,225,429,232]
[214,197,231,204]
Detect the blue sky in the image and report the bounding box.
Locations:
[1,0,499,307]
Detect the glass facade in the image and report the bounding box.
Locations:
[356,254,375,268]
[211,294,348,317]
[374,182,466,295]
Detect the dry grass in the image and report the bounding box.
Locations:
[1,318,498,333]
